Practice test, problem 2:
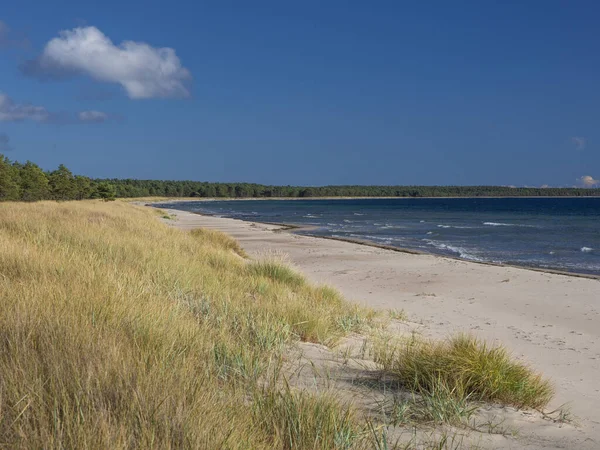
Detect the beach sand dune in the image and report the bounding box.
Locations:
[160,207,600,449]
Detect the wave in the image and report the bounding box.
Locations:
[343,219,353,223]
[483,222,535,228]
[353,213,364,216]
[423,239,485,262]
[436,224,477,229]
[581,247,594,252]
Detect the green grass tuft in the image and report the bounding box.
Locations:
[190,227,248,257]
[252,385,366,450]
[247,258,306,288]
[374,333,553,410]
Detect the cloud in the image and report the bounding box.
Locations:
[571,136,586,150]
[78,110,109,123]
[0,133,13,152]
[0,19,30,49]
[22,26,191,99]
[0,92,110,124]
[578,175,599,188]
[0,92,51,122]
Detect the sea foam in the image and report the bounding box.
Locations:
[483,222,535,228]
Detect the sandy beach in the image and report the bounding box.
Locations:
[158,206,600,448]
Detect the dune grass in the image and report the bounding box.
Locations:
[190,227,248,258]
[252,384,366,450]
[0,200,556,448]
[373,334,553,410]
[0,201,372,449]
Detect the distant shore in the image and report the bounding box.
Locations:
[146,195,600,202]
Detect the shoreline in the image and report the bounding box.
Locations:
[155,204,600,281]
[155,205,600,448]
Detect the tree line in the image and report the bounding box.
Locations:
[0,155,116,201]
[2,153,600,201]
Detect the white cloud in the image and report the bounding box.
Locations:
[578,175,599,188]
[0,92,50,122]
[27,26,191,99]
[571,136,586,150]
[79,110,109,123]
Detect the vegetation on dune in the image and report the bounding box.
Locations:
[0,200,555,448]
[190,227,248,258]
[2,153,600,201]
[373,334,554,411]
[0,201,371,449]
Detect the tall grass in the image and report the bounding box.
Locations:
[373,334,553,410]
[252,384,366,450]
[0,201,370,449]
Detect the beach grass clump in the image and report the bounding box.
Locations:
[374,334,553,410]
[190,226,248,257]
[252,384,366,450]
[0,200,372,449]
[247,257,307,288]
[387,382,478,427]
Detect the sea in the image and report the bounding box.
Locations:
[155,198,600,276]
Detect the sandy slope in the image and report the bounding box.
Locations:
[158,206,600,448]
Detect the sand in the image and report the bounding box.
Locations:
[156,205,600,449]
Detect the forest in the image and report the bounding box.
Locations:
[2,153,600,201]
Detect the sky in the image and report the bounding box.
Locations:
[0,1,599,187]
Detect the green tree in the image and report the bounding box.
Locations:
[0,155,20,201]
[48,164,77,200]
[74,175,94,200]
[96,182,117,201]
[19,161,50,201]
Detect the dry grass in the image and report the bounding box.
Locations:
[0,201,371,449]
[373,334,553,410]
[0,200,555,449]
[190,227,248,258]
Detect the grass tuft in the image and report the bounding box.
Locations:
[190,227,248,257]
[374,333,553,410]
[247,257,306,288]
[252,384,366,450]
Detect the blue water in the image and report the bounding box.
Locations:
[156,198,600,275]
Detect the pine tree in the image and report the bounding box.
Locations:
[19,161,50,201]
[74,176,94,200]
[96,182,117,201]
[0,155,20,201]
[48,164,77,200]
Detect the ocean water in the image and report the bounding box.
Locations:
[156,198,600,275]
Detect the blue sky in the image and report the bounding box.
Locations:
[0,1,598,187]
